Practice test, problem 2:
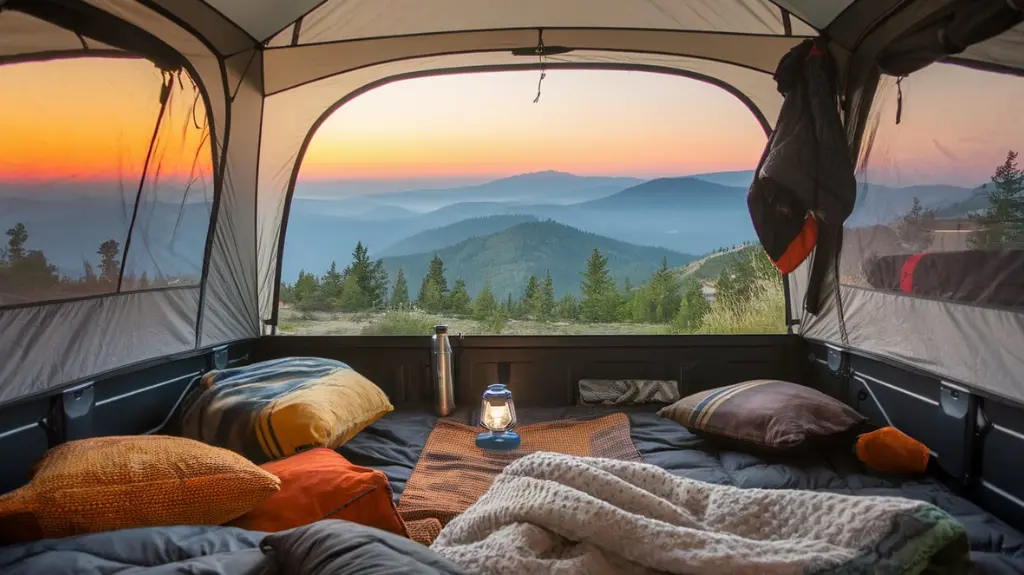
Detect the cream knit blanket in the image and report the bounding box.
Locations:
[431,452,967,575]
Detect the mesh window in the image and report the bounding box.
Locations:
[0,57,213,307]
[844,62,1024,310]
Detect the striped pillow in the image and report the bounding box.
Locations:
[657,379,866,452]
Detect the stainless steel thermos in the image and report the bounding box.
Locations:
[431,324,455,417]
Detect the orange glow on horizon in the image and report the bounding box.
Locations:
[298,70,767,182]
[0,58,212,183]
[1,60,1019,190]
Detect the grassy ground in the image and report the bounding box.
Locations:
[277,308,674,336]
[277,303,782,336]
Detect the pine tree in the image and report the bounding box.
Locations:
[971,150,1024,248]
[336,274,365,311]
[580,248,618,323]
[321,261,345,303]
[293,270,320,310]
[649,256,681,323]
[897,197,936,251]
[449,278,472,316]
[521,275,540,316]
[473,279,498,319]
[536,271,555,320]
[390,267,409,308]
[418,254,449,310]
[555,293,580,321]
[425,254,449,295]
[97,239,120,284]
[5,223,27,263]
[419,278,444,313]
[82,261,97,285]
[368,260,389,308]
[139,271,150,289]
[674,279,711,332]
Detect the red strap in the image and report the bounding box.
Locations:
[900,253,925,293]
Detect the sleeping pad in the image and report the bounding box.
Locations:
[0,518,467,575]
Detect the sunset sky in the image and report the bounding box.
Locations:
[0,57,1020,192]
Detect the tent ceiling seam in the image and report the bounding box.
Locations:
[257,0,332,44]
[261,25,815,52]
[291,17,303,46]
[163,0,260,49]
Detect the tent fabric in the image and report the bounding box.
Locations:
[261,28,808,96]
[2,0,1024,407]
[0,288,199,405]
[788,55,1024,405]
[261,0,814,45]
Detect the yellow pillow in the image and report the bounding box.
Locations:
[179,358,394,463]
[0,435,280,543]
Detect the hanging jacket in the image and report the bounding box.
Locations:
[747,37,856,314]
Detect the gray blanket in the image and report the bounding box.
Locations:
[0,519,467,575]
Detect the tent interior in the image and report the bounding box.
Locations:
[1,0,1024,572]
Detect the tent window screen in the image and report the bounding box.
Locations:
[842,62,1024,310]
[0,57,213,308]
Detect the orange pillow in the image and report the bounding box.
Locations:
[230,448,407,537]
[0,435,280,543]
[856,426,930,475]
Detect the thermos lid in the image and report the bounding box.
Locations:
[434,325,448,334]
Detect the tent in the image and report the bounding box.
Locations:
[0,0,1021,407]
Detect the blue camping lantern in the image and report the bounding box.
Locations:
[475,384,520,450]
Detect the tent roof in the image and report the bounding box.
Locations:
[202,0,828,45]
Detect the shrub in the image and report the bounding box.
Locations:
[479,311,509,334]
[698,275,786,335]
[361,311,439,336]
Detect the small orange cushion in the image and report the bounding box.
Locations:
[229,448,407,537]
[0,435,280,544]
[856,426,930,475]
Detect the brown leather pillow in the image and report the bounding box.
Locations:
[657,379,866,452]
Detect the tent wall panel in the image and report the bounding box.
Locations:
[150,0,255,56]
[0,288,200,406]
[254,51,782,322]
[0,10,123,59]
[199,49,264,347]
[203,0,323,43]
[958,22,1024,73]
[262,28,805,95]
[800,285,1024,405]
[279,0,799,45]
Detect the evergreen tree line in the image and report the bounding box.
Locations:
[896,150,1024,251]
[0,223,157,304]
[280,239,782,330]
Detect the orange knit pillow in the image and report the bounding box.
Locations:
[229,448,407,537]
[856,426,930,475]
[0,435,280,543]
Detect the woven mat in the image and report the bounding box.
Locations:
[398,413,641,544]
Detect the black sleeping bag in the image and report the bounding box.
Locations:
[0,519,467,575]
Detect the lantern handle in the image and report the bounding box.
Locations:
[497,362,511,387]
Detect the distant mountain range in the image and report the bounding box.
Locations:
[306,171,644,213]
[284,175,758,278]
[0,196,209,279]
[578,177,748,211]
[847,182,980,226]
[376,214,538,258]
[380,220,697,299]
[0,168,994,297]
